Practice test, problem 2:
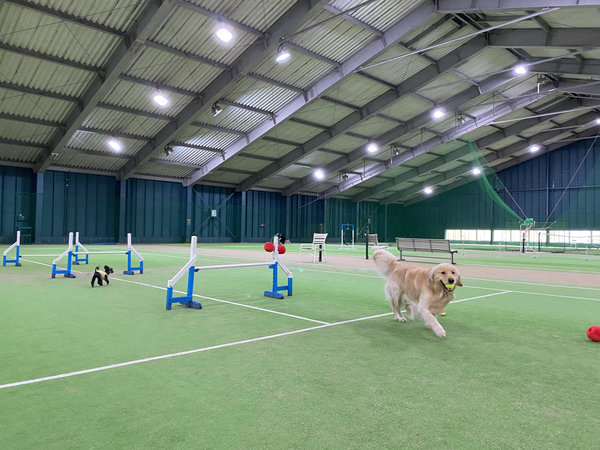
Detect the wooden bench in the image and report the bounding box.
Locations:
[395,237,458,264]
[300,233,328,263]
[367,234,389,249]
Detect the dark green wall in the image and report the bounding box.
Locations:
[1,138,598,245]
[0,166,35,243]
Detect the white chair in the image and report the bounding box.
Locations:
[299,233,328,263]
[368,233,389,249]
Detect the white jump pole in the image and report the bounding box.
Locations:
[51,232,76,278]
[165,236,293,310]
[69,232,143,274]
[166,236,201,310]
[2,231,21,266]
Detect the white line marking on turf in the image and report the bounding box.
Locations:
[450,291,511,303]
[0,291,506,390]
[21,259,329,325]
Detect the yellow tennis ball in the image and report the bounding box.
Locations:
[445,283,455,289]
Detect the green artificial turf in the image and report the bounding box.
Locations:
[1,244,599,448]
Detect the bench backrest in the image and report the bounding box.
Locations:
[368,234,380,245]
[396,237,451,252]
[312,233,328,245]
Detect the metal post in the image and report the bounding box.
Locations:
[365,219,370,260]
[318,223,323,262]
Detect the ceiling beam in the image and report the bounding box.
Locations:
[436,0,600,12]
[234,35,488,193]
[529,58,600,77]
[180,0,437,187]
[5,0,125,37]
[143,40,230,71]
[96,103,174,121]
[316,84,561,199]
[78,126,152,141]
[0,137,48,148]
[323,4,383,36]
[117,74,198,97]
[0,112,63,128]
[0,81,78,102]
[402,125,600,206]
[0,42,100,73]
[351,97,578,202]
[383,110,599,204]
[117,0,332,181]
[488,28,600,49]
[34,0,178,173]
[289,70,539,197]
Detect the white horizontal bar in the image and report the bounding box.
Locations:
[194,262,273,270]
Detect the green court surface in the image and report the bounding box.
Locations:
[1,243,599,448]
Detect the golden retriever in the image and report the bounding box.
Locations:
[373,250,462,338]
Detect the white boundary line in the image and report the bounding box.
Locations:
[0,291,509,390]
[21,259,329,325]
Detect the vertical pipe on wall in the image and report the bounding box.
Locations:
[34,173,44,244]
[240,191,246,243]
[186,186,193,243]
[119,180,127,243]
[285,196,291,242]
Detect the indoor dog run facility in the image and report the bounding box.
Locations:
[1,0,600,447]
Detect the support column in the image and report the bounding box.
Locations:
[285,196,291,242]
[119,180,127,243]
[34,173,44,244]
[240,191,247,243]
[186,186,193,243]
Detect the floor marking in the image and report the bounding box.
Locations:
[21,259,329,325]
[450,291,512,303]
[0,291,505,390]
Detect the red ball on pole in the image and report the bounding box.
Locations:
[278,244,286,255]
[264,242,275,252]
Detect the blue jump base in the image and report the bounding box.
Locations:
[123,251,143,275]
[166,261,292,310]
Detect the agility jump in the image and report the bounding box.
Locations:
[166,236,293,310]
[2,231,143,278]
[71,232,143,275]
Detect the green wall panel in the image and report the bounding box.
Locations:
[125,179,186,243]
[243,190,285,243]
[288,194,324,243]
[0,166,35,244]
[192,185,241,242]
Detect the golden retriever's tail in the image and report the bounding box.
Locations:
[372,249,398,277]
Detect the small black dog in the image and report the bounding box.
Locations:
[91,265,114,287]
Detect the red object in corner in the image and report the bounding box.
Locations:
[586,325,600,342]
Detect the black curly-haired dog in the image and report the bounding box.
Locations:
[91,265,114,287]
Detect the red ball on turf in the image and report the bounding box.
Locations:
[278,244,286,255]
[587,325,600,342]
[264,242,275,252]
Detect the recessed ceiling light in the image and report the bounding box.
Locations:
[314,168,325,180]
[423,186,433,195]
[366,142,378,153]
[471,167,481,176]
[108,139,122,152]
[513,64,528,76]
[431,108,445,120]
[153,92,168,106]
[529,144,541,153]
[216,25,233,43]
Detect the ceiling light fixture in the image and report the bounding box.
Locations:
[366,141,378,153]
[108,138,122,152]
[529,144,541,153]
[153,91,168,107]
[216,23,233,43]
[275,44,291,63]
[471,167,481,176]
[212,102,223,117]
[431,107,445,120]
[314,168,325,180]
[595,118,600,125]
[423,186,433,195]
[513,64,528,76]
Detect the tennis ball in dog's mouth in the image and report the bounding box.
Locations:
[445,284,455,290]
